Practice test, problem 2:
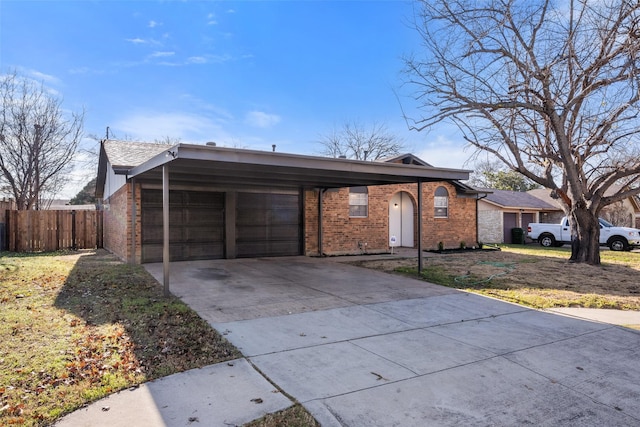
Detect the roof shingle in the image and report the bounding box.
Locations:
[103,140,171,168]
[481,188,558,209]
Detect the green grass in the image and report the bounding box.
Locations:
[0,250,241,426]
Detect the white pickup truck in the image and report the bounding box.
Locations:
[527,217,640,251]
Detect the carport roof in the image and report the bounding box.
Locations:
[97,140,476,196]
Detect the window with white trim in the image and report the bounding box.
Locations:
[434,186,449,218]
[349,186,368,217]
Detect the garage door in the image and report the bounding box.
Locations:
[503,212,517,243]
[141,190,224,263]
[236,192,302,257]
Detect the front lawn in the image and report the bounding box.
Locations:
[351,245,640,311]
[0,249,241,426]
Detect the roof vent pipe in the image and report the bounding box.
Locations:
[206,141,216,147]
[272,144,276,152]
[339,155,347,159]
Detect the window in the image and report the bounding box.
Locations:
[434,186,449,218]
[349,186,368,217]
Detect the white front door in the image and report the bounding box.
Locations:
[389,192,414,247]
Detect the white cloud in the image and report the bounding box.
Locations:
[178,93,235,121]
[112,111,233,143]
[150,51,175,58]
[126,37,148,44]
[187,56,207,64]
[206,13,217,25]
[28,70,60,84]
[245,111,281,128]
[148,20,161,28]
[416,135,474,170]
[69,66,90,75]
[185,54,232,65]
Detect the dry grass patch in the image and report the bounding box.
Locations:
[0,249,241,426]
[350,245,640,310]
[244,403,320,427]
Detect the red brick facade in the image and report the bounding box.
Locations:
[304,182,477,255]
[103,182,142,263]
[103,183,129,261]
[107,181,477,263]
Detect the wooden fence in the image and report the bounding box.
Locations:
[5,210,103,252]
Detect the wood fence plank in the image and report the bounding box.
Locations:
[5,210,101,253]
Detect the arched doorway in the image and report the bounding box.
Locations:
[389,192,414,248]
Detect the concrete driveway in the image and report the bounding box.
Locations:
[145,256,640,426]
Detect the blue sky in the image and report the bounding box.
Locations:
[1,0,472,198]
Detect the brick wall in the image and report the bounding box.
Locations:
[103,183,130,261]
[478,209,503,243]
[306,182,478,255]
[422,182,477,250]
[132,183,142,264]
[304,190,320,256]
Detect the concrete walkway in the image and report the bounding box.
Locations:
[57,256,640,426]
[545,307,640,328]
[55,358,291,427]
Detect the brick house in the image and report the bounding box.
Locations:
[478,187,640,244]
[96,140,481,264]
[477,189,559,244]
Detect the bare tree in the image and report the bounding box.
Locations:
[601,201,633,227]
[154,136,181,145]
[318,121,405,160]
[404,0,640,264]
[0,71,84,210]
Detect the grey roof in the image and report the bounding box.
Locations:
[481,188,558,210]
[96,140,473,198]
[529,186,640,212]
[526,188,560,208]
[103,140,171,169]
[381,153,433,167]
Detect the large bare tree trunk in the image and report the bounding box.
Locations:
[570,209,601,264]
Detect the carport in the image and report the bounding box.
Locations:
[119,143,471,294]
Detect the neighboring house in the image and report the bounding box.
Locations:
[96,140,482,264]
[478,187,640,244]
[45,199,97,211]
[477,189,558,244]
[528,186,640,228]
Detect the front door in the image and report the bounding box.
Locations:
[389,192,414,247]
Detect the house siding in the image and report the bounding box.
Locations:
[423,183,477,250]
[305,182,478,255]
[601,199,636,227]
[102,181,142,263]
[304,189,320,256]
[103,183,130,262]
[106,181,478,263]
[478,209,503,243]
